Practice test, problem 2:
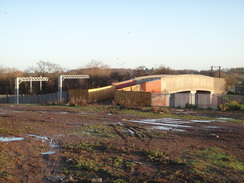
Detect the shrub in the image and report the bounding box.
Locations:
[224,101,243,111]
[185,103,197,109]
[218,104,227,111]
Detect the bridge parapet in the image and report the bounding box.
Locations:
[160,75,226,94]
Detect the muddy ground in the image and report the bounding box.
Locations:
[0,104,243,183]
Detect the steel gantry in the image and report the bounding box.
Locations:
[15,76,49,104]
[58,75,90,101]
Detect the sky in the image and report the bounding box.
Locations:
[0,0,243,71]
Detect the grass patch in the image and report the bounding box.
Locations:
[184,147,244,181]
[0,154,10,176]
[0,128,12,135]
[64,140,116,153]
[69,124,118,138]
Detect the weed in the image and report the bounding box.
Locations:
[146,149,165,162]
[75,157,99,171]
[113,157,124,167]
[184,147,244,181]
[0,128,12,134]
[112,179,128,183]
[0,154,10,175]
[185,103,198,109]
[69,124,118,138]
[62,168,69,174]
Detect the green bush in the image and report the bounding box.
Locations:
[218,104,227,111]
[185,103,197,109]
[224,101,243,111]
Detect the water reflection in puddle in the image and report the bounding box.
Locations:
[123,129,135,134]
[152,126,187,132]
[128,119,191,127]
[29,134,59,155]
[127,118,221,132]
[204,126,221,129]
[190,120,214,123]
[40,111,69,114]
[127,118,191,132]
[217,117,234,120]
[0,137,24,142]
[41,151,56,155]
[29,134,49,141]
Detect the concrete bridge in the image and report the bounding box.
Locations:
[135,74,226,94]
[134,74,226,107]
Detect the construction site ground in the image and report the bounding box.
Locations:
[0,104,243,183]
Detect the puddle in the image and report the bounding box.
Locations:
[42,138,59,155]
[0,137,24,142]
[40,111,69,114]
[217,117,233,120]
[29,134,49,141]
[29,134,59,155]
[204,126,221,129]
[128,119,191,128]
[118,122,123,126]
[41,151,56,155]
[56,111,69,114]
[127,118,191,132]
[125,129,135,134]
[152,126,186,132]
[190,119,216,123]
[49,138,59,148]
[126,118,224,132]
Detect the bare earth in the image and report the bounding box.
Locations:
[0,104,243,183]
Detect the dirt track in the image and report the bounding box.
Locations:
[0,104,243,183]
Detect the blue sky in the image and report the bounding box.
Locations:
[0,0,243,71]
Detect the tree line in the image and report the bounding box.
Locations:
[0,60,243,95]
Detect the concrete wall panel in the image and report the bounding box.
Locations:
[160,75,226,94]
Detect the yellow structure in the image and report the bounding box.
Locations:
[69,85,115,105]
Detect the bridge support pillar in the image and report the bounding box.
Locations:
[210,92,214,108]
[165,94,170,106]
[189,90,196,105]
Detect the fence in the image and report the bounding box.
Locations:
[114,91,151,107]
[0,92,69,104]
[115,91,244,109]
[169,93,244,109]
[88,85,115,103]
[1,90,243,109]
[69,86,115,105]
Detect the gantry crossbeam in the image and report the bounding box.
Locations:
[15,76,49,104]
[58,75,90,101]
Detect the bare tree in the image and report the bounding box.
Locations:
[83,60,111,76]
[26,60,63,74]
[0,67,23,94]
[25,61,64,93]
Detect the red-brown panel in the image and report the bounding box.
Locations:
[142,80,161,92]
[114,80,136,89]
